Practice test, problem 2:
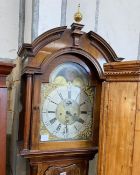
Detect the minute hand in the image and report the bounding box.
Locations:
[75,117,85,124]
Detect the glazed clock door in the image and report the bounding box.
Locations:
[39,62,95,150]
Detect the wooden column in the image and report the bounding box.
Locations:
[23,74,33,150]
[0,62,14,175]
[98,61,140,175]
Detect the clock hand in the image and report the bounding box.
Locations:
[66,111,76,122]
[64,113,69,138]
[66,111,78,122]
[75,117,85,124]
[66,111,72,116]
[65,123,68,135]
[66,111,85,124]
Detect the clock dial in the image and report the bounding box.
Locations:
[40,84,94,141]
[40,62,95,142]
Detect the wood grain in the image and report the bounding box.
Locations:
[105,82,136,175]
[24,74,33,149]
[98,61,140,175]
[132,82,140,175]
[98,82,110,175]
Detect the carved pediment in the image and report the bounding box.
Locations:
[18,23,123,79]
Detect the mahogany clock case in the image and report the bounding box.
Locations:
[17,23,122,175]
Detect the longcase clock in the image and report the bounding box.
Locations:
[18,23,122,175]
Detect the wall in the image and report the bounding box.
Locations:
[97,0,140,59]
[38,0,62,35]
[0,0,19,59]
[66,0,140,60]
[0,1,140,60]
[24,0,33,43]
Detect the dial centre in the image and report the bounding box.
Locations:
[56,99,80,125]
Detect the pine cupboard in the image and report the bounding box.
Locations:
[98,61,140,175]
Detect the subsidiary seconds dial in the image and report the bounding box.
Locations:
[41,84,93,140]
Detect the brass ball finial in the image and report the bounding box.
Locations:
[74,4,83,23]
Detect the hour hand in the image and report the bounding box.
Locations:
[66,111,72,116]
[66,111,75,122]
[64,118,69,138]
[71,113,85,124]
[75,118,85,124]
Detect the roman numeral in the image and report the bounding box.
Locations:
[77,118,85,124]
[57,91,63,100]
[49,118,57,124]
[81,111,87,114]
[56,124,61,131]
[44,121,50,126]
[65,126,68,135]
[74,125,78,131]
[50,100,58,105]
[48,97,58,105]
[48,111,55,113]
[80,102,85,106]
[68,90,71,99]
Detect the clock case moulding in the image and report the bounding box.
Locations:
[17,23,122,174]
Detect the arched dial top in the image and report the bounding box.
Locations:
[40,62,95,142]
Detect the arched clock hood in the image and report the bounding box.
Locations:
[18,23,123,79]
